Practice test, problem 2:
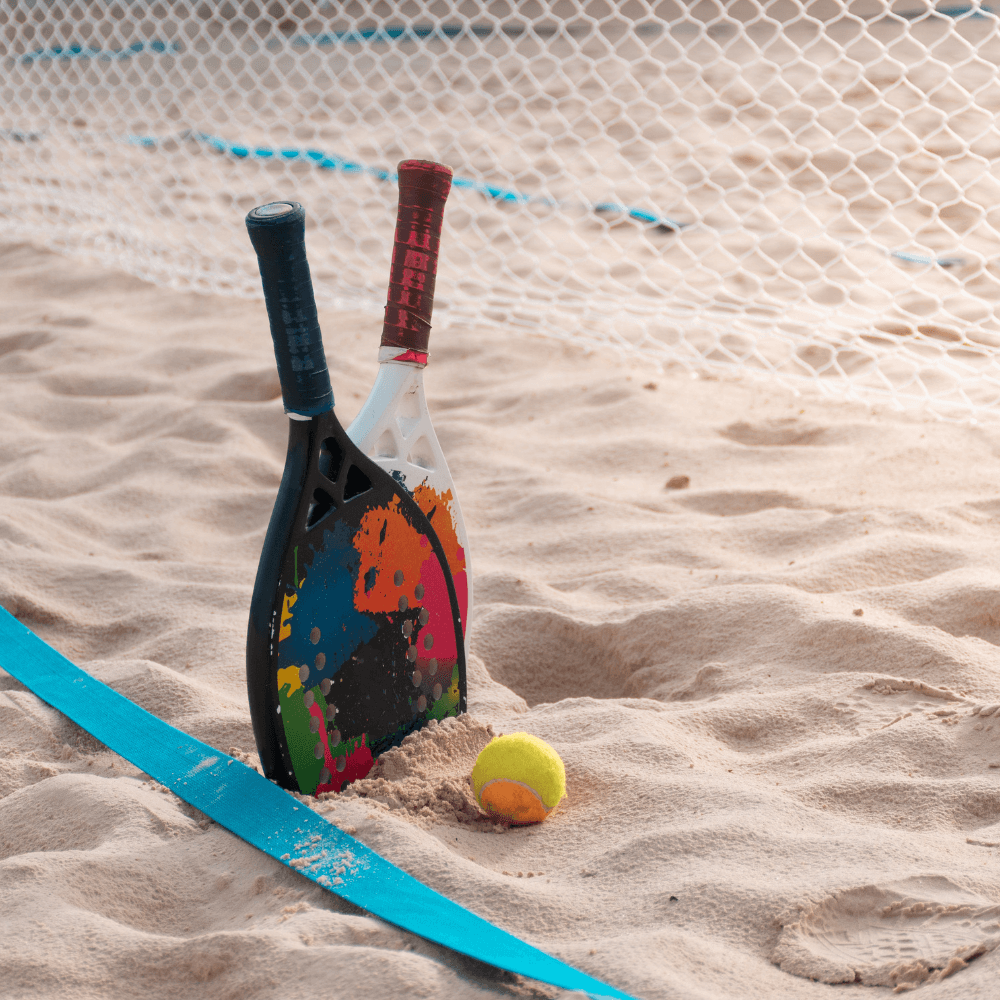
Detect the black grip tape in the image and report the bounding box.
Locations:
[246,201,334,416]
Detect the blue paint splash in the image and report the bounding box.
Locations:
[276,520,379,684]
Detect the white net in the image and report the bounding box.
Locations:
[4,0,1000,417]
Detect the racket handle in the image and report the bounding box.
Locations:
[246,201,334,416]
[380,160,453,355]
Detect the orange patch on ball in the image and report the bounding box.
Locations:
[478,778,553,825]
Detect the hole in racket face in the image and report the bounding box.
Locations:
[396,391,420,438]
[343,465,373,501]
[406,436,435,471]
[374,430,397,459]
[306,487,336,529]
[318,437,345,482]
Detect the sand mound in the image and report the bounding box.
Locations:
[317,714,499,829]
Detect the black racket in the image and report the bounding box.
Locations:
[245,201,466,795]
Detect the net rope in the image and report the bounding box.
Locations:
[4,0,1000,418]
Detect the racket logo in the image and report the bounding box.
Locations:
[387,349,428,365]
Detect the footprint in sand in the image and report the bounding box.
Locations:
[718,419,830,448]
[675,488,809,517]
[772,877,1000,991]
[0,330,55,355]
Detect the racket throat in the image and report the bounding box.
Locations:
[347,361,434,479]
[346,362,473,645]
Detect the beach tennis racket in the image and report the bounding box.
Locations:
[346,160,472,644]
[245,200,466,796]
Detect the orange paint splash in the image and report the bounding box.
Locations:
[412,482,468,632]
[412,483,465,576]
[353,497,433,614]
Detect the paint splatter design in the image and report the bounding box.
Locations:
[411,482,468,639]
[274,499,462,795]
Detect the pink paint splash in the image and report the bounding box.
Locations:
[314,724,375,795]
[415,534,458,664]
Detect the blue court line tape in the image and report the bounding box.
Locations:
[283,24,653,45]
[12,23,663,66]
[291,25,491,45]
[890,250,966,268]
[2,128,961,268]
[0,129,43,143]
[0,605,637,1000]
[902,3,996,17]
[19,40,179,64]
[177,131,684,232]
[13,10,994,68]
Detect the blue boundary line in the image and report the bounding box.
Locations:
[3,128,961,266]
[293,25,492,45]
[890,250,966,268]
[164,132,685,232]
[171,134,968,243]
[19,40,179,64]
[13,9,994,66]
[0,604,637,1000]
[16,5,993,67]
[901,3,996,17]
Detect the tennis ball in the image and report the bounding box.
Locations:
[472,732,566,825]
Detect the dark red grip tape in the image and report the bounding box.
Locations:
[380,160,453,355]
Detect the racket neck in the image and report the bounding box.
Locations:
[346,360,425,447]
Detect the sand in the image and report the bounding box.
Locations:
[5,236,1000,998]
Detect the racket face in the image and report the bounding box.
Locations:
[248,410,466,796]
[347,360,471,640]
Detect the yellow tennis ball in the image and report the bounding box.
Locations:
[472,733,566,825]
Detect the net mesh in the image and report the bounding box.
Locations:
[4,0,1000,418]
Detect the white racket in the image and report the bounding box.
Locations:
[347,160,472,647]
